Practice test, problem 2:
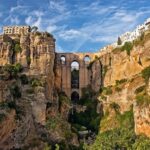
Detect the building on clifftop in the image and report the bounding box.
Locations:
[3,26,31,35]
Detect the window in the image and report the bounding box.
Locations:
[84,55,91,64]
[60,56,66,64]
[71,61,79,89]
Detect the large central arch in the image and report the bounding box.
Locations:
[71,61,79,89]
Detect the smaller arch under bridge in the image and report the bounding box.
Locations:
[56,52,102,100]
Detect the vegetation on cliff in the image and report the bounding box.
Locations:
[69,86,100,134]
[86,106,150,150]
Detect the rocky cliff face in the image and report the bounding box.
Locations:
[0,31,78,149]
[90,31,150,138]
[0,27,150,149]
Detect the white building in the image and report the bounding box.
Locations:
[119,18,150,45]
[3,26,31,35]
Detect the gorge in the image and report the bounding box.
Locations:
[0,24,150,150]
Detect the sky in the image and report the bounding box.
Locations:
[0,0,150,53]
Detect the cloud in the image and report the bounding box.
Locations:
[46,25,58,33]
[59,29,84,40]
[48,0,67,13]
[25,10,44,30]
[10,16,20,24]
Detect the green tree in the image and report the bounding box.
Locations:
[117,37,122,45]
[31,26,38,32]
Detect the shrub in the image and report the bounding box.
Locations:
[4,63,23,79]
[121,42,133,55]
[135,85,146,94]
[45,32,53,38]
[20,74,28,84]
[102,86,112,95]
[69,99,100,133]
[136,93,150,106]
[58,92,70,105]
[35,31,42,36]
[46,117,58,130]
[0,101,24,120]
[133,135,150,149]
[14,63,23,72]
[141,66,150,83]
[30,78,42,87]
[80,85,96,103]
[10,84,21,99]
[102,65,108,77]
[14,43,22,53]
[0,113,6,122]
[100,95,107,101]
[115,86,122,92]
[116,79,127,85]
[26,56,31,66]
[88,108,137,150]
[109,102,120,113]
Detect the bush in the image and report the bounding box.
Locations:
[45,32,53,38]
[116,79,127,85]
[133,135,150,149]
[136,93,150,106]
[0,113,6,122]
[26,56,31,66]
[0,101,24,120]
[115,86,122,92]
[87,109,140,150]
[69,99,100,133]
[30,78,42,87]
[141,66,150,83]
[135,85,146,94]
[20,74,28,84]
[102,86,112,95]
[4,63,23,79]
[121,42,133,55]
[102,65,108,77]
[10,84,21,99]
[46,117,58,130]
[58,92,70,106]
[109,102,120,113]
[35,31,42,36]
[79,85,96,105]
[14,43,22,53]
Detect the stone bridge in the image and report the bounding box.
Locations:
[56,52,102,101]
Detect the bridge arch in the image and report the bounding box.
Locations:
[60,55,66,64]
[71,61,79,89]
[56,53,101,99]
[84,55,91,64]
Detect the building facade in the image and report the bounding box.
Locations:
[3,26,31,35]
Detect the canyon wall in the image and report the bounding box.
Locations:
[90,32,150,138]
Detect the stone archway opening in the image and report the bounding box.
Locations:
[60,55,66,64]
[71,91,79,104]
[84,55,91,64]
[71,61,79,89]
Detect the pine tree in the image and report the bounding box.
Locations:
[117,37,122,45]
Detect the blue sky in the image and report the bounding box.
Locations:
[0,0,150,52]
